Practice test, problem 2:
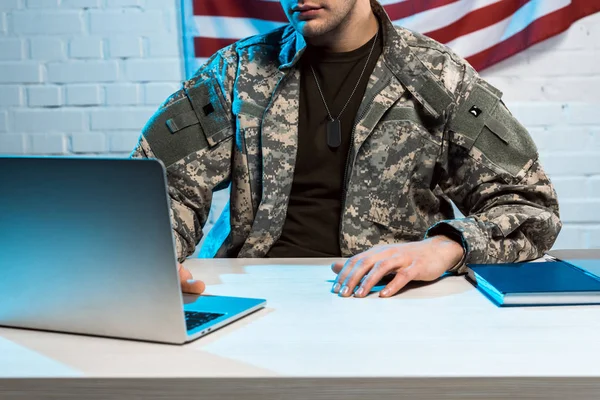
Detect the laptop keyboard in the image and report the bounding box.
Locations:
[184,311,225,331]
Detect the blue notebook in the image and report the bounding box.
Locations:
[466,260,600,306]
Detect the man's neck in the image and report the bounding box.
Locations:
[307,2,379,53]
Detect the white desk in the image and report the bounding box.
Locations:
[2,257,600,399]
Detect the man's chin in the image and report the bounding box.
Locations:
[294,20,332,38]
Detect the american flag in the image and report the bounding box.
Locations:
[181,0,600,76]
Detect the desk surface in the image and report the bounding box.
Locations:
[2,256,600,379]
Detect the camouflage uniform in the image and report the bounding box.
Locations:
[131,1,561,273]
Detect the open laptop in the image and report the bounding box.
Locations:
[0,156,266,344]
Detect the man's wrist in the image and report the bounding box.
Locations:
[429,234,467,272]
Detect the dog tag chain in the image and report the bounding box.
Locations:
[310,29,379,148]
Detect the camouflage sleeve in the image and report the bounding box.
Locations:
[130,49,238,262]
[425,68,562,273]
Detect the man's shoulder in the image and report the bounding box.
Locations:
[191,25,291,83]
[394,25,468,67]
[206,24,291,70]
[392,25,477,98]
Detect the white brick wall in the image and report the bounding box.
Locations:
[0,2,598,251]
[0,0,183,156]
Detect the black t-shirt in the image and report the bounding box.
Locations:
[266,31,383,258]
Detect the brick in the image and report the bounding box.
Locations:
[482,77,546,103]
[0,62,41,83]
[27,85,62,107]
[30,37,65,60]
[125,59,182,82]
[550,177,588,199]
[26,0,60,7]
[90,10,164,34]
[486,49,600,78]
[551,225,587,250]
[144,0,173,8]
[531,127,593,153]
[30,133,68,154]
[0,110,7,132]
[69,37,103,59]
[13,109,85,132]
[590,228,600,248]
[105,83,140,105]
[47,61,118,83]
[71,132,107,153]
[91,108,153,130]
[569,104,600,125]
[504,102,566,127]
[108,36,143,58]
[478,52,528,78]
[591,129,600,152]
[107,0,142,6]
[539,153,600,176]
[0,134,26,155]
[541,78,600,103]
[12,11,83,35]
[107,130,141,152]
[591,22,600,49]
[0,39,24,60]
[0,0,22,10]
[61,0,101,8]
[558,200,600,223]
[0,85,23,106]
[66,84,102,106]
[591,177,600,199]
[524,51,600,77]
[143,82,178,105]
[146,35,179,57]
[0,13,6,35]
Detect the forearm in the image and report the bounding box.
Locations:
[428,160,562,272]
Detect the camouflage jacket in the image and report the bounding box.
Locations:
[131,2,561,272]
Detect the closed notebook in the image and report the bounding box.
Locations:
[466,260,600,306]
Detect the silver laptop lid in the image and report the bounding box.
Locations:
[0,157,188,343]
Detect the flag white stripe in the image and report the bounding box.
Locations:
[194,16,286,39]
[446,0,571,57]
[393,0,504,34]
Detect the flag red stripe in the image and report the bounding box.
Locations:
[193,0,287,22]
[466,0,600,70]
[194,37,239,58]
[384,0,460,20]
[193,0,460,21]
[424,0,531,44]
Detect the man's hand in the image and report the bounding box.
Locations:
[178,263,206,294]
[331,235,465,298]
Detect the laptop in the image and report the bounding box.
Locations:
[0,156,266,344]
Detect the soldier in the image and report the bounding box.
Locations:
[131,0,561,298]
